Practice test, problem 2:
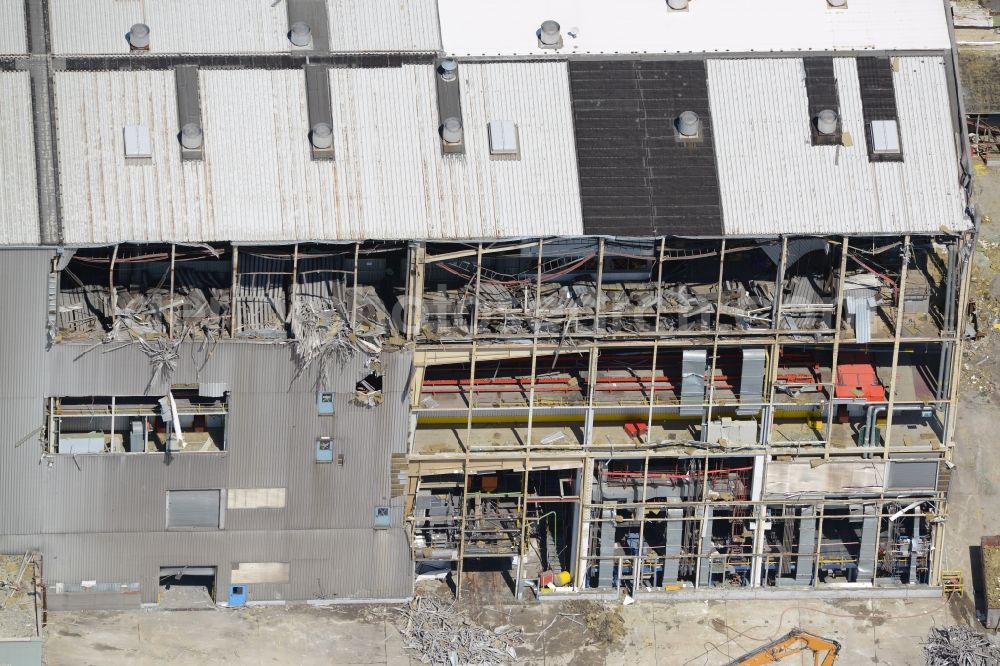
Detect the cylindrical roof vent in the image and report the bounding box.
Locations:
[438,59,458,82]
[827,0,847,7]
[816,109,838,135]
[311,123,334,150]
[667,0,690,10]
[289,22,312,47]
[180,123,204,150]
[539,20,561,46]
[677,111,701,137]
[441,117,463,144]
[128,23,150,50]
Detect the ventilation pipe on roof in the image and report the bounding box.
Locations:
[677,111,701,137]
[441,117,464,145]
[438,59,458,82]
[128,23,150,50]
[310,123,334,150]
[816,109,838,135]
[667,0,690,10]
[827,0,847,7]
[289,21,312,47]
[180,123,204,150]
[538,20,563,49]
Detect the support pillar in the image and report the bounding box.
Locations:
[698,505,715,587]
[597,508,617,589]
[856,504,879,583]
[663,507,684,585]
[790,506,816,586]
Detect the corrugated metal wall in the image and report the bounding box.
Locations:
[0,249,413,604]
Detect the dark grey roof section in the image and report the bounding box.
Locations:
[803,57,842,146]
[568,59,723,237]
[857,56,903,163]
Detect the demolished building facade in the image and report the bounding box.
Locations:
[0,0,978,606]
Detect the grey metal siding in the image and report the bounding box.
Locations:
[0,249,413,604]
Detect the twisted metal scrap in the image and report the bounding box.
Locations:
[924,625,1000,666]
[394,597,523,665]
[137,336,182,389]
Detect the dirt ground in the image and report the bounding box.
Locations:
[941,165,1000,629]
[40,593,969,666]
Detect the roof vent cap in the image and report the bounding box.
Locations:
[667,0,690,10]
[289,21,312,47]
[441,117,463,144]
[677,111,701,137]
[128,23,150,50]
[816,109,838,135]
[538,20,562,48]
[310,123,334,150]
[180,123,204,150]
[438,59,458,82]
[827,0,847,7]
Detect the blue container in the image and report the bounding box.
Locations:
[228,584,247,607]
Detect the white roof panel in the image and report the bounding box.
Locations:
[707,56,970,236]
[48,0,443,55]
[0,0,26,54]
[326,0,441,52]
[0,73,39,244]
[50,0,290,55]
[439,0,952,57]
[53,64,582,243]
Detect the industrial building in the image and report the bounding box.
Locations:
[0,0,976,607]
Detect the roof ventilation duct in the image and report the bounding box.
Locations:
[667,0,690,10]
[816,109,838,136]
[310,123,333,150]
[441,117,464,145]
[128,23,150,50]
[676,111,701,138]
[435,58,464,155]
[175,65,204,160]
[289,21,312,47]
[180,123,204,150]
[438,59,458,82]
[538,20,563,49]
[304,64,335,160]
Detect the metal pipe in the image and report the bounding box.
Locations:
[864,404,930,448]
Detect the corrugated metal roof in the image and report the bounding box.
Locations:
[47,0,440,55]
[708,56,970,236]
[0,73,39,245]
[49,0,291,55]
[438,0,952,57]
[0,0,26,54]
[326,0,441,52]
[53,63,583,243]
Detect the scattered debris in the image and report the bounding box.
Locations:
[0,552,39,639]
[393,596,524,665]
[923,625,1000,666]
[290,282,395,381]
[563,600,627,646]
